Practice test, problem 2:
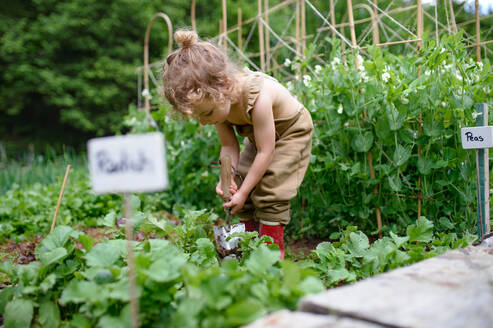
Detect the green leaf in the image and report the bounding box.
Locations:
[36,226,73,255]
[38,301,61,328]
[393,144,412,166]
[299,276,325,294]
[347,231,370,257]
[417,157,433,175]
[225,299,266,326]
[101,211,116,227]
[39,247,68,266]
[144,254,187,283]
[389,232,409,249]
[245,246,279,275]
[39,274,57,293]
[388,174,402,192]
[327,268,356,284]
[351,132,374,152]
[85,243,121,267]
[4,299,33,328]
[60,280,102,305]
[407,217,434,243]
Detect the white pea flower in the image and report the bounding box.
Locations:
[357,54,364,65]
[424,70,431,76]
[402,97,409,104]
[284,58,292,67]
[337,104,343,114]
[413,131,418,139]
[360,71,369,82]
[440,47,446,54]
[315,65,322,72]
[441,102,447,107]
[331,57,341,70]
[303,75,312,87]
[478,62,484,70]
[472,111,482,119]
[456,73,463,81]
[141,88,152,99]
[382,72,390,83]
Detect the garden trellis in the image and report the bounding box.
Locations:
[136,0,492,235]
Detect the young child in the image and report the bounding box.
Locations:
[162,30,313,258]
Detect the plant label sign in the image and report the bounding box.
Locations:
[88,133,168,194]
[461,126,493,149]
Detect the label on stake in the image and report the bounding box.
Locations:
[87,133,168,194]
[460,126,493,149]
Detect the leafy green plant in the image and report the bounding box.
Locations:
[311,217,475,287]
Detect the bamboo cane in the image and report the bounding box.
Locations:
[258,0,265,71]
[330,0,336,38]
[238,8,243,51]
[448,0,457,34]
[417,0,424,220]
[191,0,196,31]
[475,0,481,62]
[222,0,227,49]
[373,0,380,44]
[301,0,306,57]
[50,165,71,233]
[264,0,271,71]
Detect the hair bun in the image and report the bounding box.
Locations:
[174,30,198,49]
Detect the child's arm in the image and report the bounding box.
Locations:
[226,90,276,214]
[215,122,240,196]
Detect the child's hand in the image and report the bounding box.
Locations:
[216,179,238,198]
[224,191,247,214]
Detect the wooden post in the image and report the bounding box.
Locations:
[124,194,139,328]
[330,0,336,38]
[258,0,265,71]
[50,165,71,233]
[301,0,306,57]
[296,0,301,57]
[476,104,490,236]
[373,0,380,44]
[264,0,271,71]
[144,13,173,119]
[416,0,424,220]
[448,0,457,34]
[475,0,481,62]
[238,8,243,51]
[191,0,196,31]
[222,0,227,49]
[347,0,382,237]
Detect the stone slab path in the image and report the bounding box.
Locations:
[245,237,493,328]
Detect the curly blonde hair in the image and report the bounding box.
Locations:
[162,29,239,117]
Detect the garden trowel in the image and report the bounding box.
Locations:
[213,155,245,257]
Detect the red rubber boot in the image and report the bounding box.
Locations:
[259,224,285,259]
[241,220,259,232]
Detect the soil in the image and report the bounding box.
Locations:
[286,237,328,260]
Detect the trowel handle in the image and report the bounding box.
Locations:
[220,155,232,202]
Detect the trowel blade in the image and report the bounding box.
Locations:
[214,223,245,255]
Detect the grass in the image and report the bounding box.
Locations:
[0,143,88,194]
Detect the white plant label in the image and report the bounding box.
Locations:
[461,126,493,149]
[88,133,168,194]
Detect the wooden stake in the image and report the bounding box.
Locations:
[475,103,490,237]
[475,0,481,62]
[264,0,271,71]
[238,8,243,51]
[50,164,71,233]
[191,0,196,31]
[416,0,424,220]
[373,0,380,44]
[222,0,227,49]
[258,0,265,71]
[330,0,336,38]
[448,0,457,34]
[296,0,301,57]
[301,0,306,57]
[124,194,139,328]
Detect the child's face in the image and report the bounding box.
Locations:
[192,98,230,125]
